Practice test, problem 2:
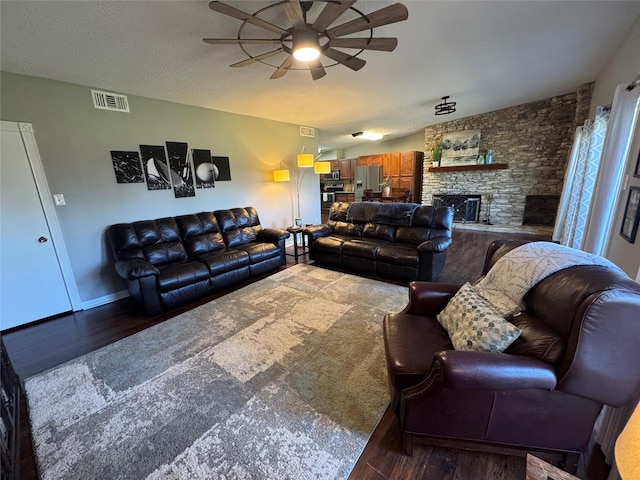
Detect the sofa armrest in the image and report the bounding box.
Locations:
[257,228,290,244]
[114,259,159,280]
[401,281,461,315]
[433,350,557,390]
[417,235,453,253]
[304,224,332,241]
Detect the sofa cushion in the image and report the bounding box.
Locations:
[313,236,345,254]
[215,208,259,248]
[194,248,250,276]
[505,311,566,364]
[362,223,396,241]
[396,226,433,245]
[175,212,226,256]
[156,261,210,293]
[235,242,281,264]
[333,221,362,237]
[376,244,420,267]
[437,283,522,353]
[342,239,388,260]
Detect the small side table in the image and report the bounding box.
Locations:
[286,227,308,263]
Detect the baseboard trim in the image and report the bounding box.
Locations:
[81,290,130,310]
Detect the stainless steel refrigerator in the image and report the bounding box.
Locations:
[354,165,383,201]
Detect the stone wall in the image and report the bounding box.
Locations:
[422,83,593,226]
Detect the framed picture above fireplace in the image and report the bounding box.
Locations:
[620,186,640,243]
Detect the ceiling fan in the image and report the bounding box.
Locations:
[203,0,409,80]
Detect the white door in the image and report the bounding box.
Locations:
[1,122,73,329]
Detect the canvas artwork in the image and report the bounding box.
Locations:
[441,130,481,166]
[166,141,195,198]
[621,186,640,243]
[193,149,215,189]
[212,156,232,181]
[110,151,143,183]
[140,145,171,191]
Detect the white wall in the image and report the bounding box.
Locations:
[589,16,640,278]
[0,72,320,307]
[590,15,640,114]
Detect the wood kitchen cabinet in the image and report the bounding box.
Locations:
[356,151,424,201]
[340,158,355,179]
[325,159,355,180]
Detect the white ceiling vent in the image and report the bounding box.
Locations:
[299,126,315,138]
[91,89,130,113]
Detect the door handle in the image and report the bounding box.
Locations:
[38,236,48,243]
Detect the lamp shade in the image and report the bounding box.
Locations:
[616,401,640,480]
[314,161,331,174]
[273,169,290,182]
[297,153,314,167]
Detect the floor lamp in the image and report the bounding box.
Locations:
[273,154,330,226]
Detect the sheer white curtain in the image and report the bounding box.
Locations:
[582,82,640,254]
[553,107,610,247]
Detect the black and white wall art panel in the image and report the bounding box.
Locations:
[193,149,215,189]
[166,141,195,198]
[110,151,143,183]
[140,144,171,190]
[212,156,232,181]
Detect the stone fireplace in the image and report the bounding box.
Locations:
[523,195,560,226]
[422,84,592,228]
[433,194,481,223]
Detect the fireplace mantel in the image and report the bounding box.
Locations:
[427,163,508,173]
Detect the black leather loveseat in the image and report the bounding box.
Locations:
[108,207,289,314]
[304,202,453,282]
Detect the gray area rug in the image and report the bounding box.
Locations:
[25,265,409,479]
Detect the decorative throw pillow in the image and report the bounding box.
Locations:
[437,283,522,353]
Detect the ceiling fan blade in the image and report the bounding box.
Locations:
[230,48,284,67]
[326,3,409,39]
[208,1,288,36]
[309,59,326,80]
[203,38,282,45]
[270,55,296,79]
[330,37,398,52]
[312,1,356,31]
[282,0,306,30]
[322,48,366,71]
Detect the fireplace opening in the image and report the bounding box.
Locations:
[433,194,481,223]
[523,195,560,226]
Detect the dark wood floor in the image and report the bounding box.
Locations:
[3,228,610,480]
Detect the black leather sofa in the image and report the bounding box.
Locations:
[304,202,454,282]
[108,207,289,314]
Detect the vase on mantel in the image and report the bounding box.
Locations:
[485,150,494,164]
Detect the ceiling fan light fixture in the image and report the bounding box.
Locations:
[292,29,320,62]
[435,96,456,115]
[351,131,383,141]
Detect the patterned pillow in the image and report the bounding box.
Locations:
[437,283,522,353]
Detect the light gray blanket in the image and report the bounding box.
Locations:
[474,241,625,317]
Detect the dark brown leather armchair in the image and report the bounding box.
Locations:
[383,240,640,470]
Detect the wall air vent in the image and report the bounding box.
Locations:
[91,89,130,113]
[299,126,315,138]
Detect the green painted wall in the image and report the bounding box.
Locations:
[1,72,319,306]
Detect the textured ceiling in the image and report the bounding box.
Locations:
[1,1,639,152]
